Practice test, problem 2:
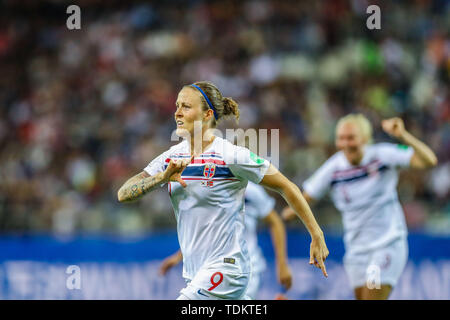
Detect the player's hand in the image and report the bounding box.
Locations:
[281,207,297,222]
[382,117,406,139]
[277,262,293,290]
[159,255,181,276]
[163,156,193,188]
[309,233,329,278]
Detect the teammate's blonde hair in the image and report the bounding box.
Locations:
[336,113,373,144]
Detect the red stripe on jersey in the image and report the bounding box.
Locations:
[332,159,381,178]
[165,158,190,163]
[182,178,239,181]
[165,158,226,165]
[191,159,226,165]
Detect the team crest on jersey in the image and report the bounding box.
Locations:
[203,163,216,179]
[202,163,216,187]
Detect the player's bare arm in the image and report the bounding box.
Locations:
[282,192,315,222]
[260,165,329,277]
[118,157,192,202]
[263,210,293,289]
[117,171,162,203]
[159,250,183,276]
[382,117,438,169]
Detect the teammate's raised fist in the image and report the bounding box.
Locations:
[381,117,406,139]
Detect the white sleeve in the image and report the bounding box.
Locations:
[245,183,276,219]
[377,143,414,169]
[224,144,271,184]
[302,158,335,200]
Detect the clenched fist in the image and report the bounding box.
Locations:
[381,117,406,139]
[163,156,193,188]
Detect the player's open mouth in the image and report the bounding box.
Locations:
[177,121,184,126]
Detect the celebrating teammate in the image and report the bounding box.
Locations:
[117,81,328,300]
[283,114,437,300]
[159,181,293,299]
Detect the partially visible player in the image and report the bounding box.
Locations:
[159,181,293,300]
[118,81,328,300]
[283,114,437,300]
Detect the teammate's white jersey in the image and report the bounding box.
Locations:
[303,143,414,254]
[144,136,270,281]
[244,182,276,274]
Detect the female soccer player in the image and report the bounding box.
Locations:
[159,181,293,300]
[117,81,328,300]
[283,114,437,300]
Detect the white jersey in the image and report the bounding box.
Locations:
[144,136,270,281]
[303,143,414,254]
[244,182,276,274]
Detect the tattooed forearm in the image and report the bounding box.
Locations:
[140,176,155,196]
[117,171,166,202]
[131,184,139,197]
[140,175,160,196]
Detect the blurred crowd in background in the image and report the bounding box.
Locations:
[0,0,448,236]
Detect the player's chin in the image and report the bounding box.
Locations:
[343,149,353,157]
[344,149,359,161]
[345,146,360,154]
[175,127,191,138]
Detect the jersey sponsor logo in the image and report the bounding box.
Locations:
[397,144,409,151]
[203,163,216,179]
